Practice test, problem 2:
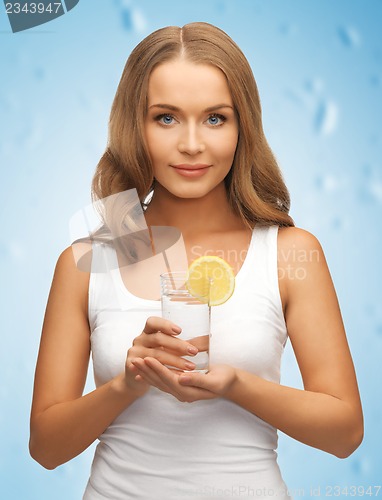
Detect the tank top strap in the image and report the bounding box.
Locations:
[88,241,124,329]
[238,224,277,276]
[238,225,285,327]
[253,224,279,278]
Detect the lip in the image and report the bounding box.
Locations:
[171,164,210,170]
[171,164,211,178]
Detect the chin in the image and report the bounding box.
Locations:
[171,186,213,199]
[155,176,227,200]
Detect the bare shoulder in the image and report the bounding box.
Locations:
[56,246,79,270]
[277,226,326,271]
[52,243,92,310]
[56,244,91,276]
[277,226,323,257]
[277,226,329,311]
[57,239,93,275]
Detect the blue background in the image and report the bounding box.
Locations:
[0,0,381,498]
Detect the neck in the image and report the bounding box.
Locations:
[144,182,245,238]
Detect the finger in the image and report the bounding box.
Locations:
[140,358,183,389]
[143,358,216,401]
[127,363,139,373]
[178,371,208,388]
[177,375,215,399]
[132,330,199,364]
[167,367,185,375]
[143,316,182,335]
[148,346,198,371]
[146,331,199,357]
[144,357,181,378]
[130,346,196,371]
[143,358,190,400]
[187,334,209,352]
[143,358,201,390]
[132,358,173,392]
[132,361,164,388]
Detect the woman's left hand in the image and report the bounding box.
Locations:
[131,357,237,403]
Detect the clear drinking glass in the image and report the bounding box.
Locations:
[160,271,210,373]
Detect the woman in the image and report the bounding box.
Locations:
[29,23,363,499]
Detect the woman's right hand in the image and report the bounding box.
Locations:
[124,316,199,394]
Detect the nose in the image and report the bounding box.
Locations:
[178,123,205,155]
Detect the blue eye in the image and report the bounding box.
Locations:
[157,114,174,125]
[207,114,225,126]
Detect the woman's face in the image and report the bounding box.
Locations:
[144,58,239,200]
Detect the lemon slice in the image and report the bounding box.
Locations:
[186,256,235,306]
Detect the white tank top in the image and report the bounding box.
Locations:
[83,225,291,500]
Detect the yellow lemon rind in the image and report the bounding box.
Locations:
[186,255,235,307]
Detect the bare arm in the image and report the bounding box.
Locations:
[29,247,199,469]
[29,248,143,469]
[215,228,363,457]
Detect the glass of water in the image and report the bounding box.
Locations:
[160,271,210,373]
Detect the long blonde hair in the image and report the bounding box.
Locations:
[92,22,294,229]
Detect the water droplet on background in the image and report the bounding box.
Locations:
[215,0,226,13]
[284,88,304,106]
[114,0,146,32]
[357,164,382,204]
[369,181,382,203]
[314,100,339,135]
[330,216,344,230]
[33,67,45,80]
[130,8,147,32]
[351,456,371,475]
[364,303,376,316]
[121,7,133,31]
[304,78,324,94]
[279,23,298,36]
[314,174,339,192]
[338,25,361,48]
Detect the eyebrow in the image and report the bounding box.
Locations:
[148,103,234,112]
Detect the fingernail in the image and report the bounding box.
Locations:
[184,362,195,371]
[172,326,182,334]
[187,346,198,355]
[180,375,192,384]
